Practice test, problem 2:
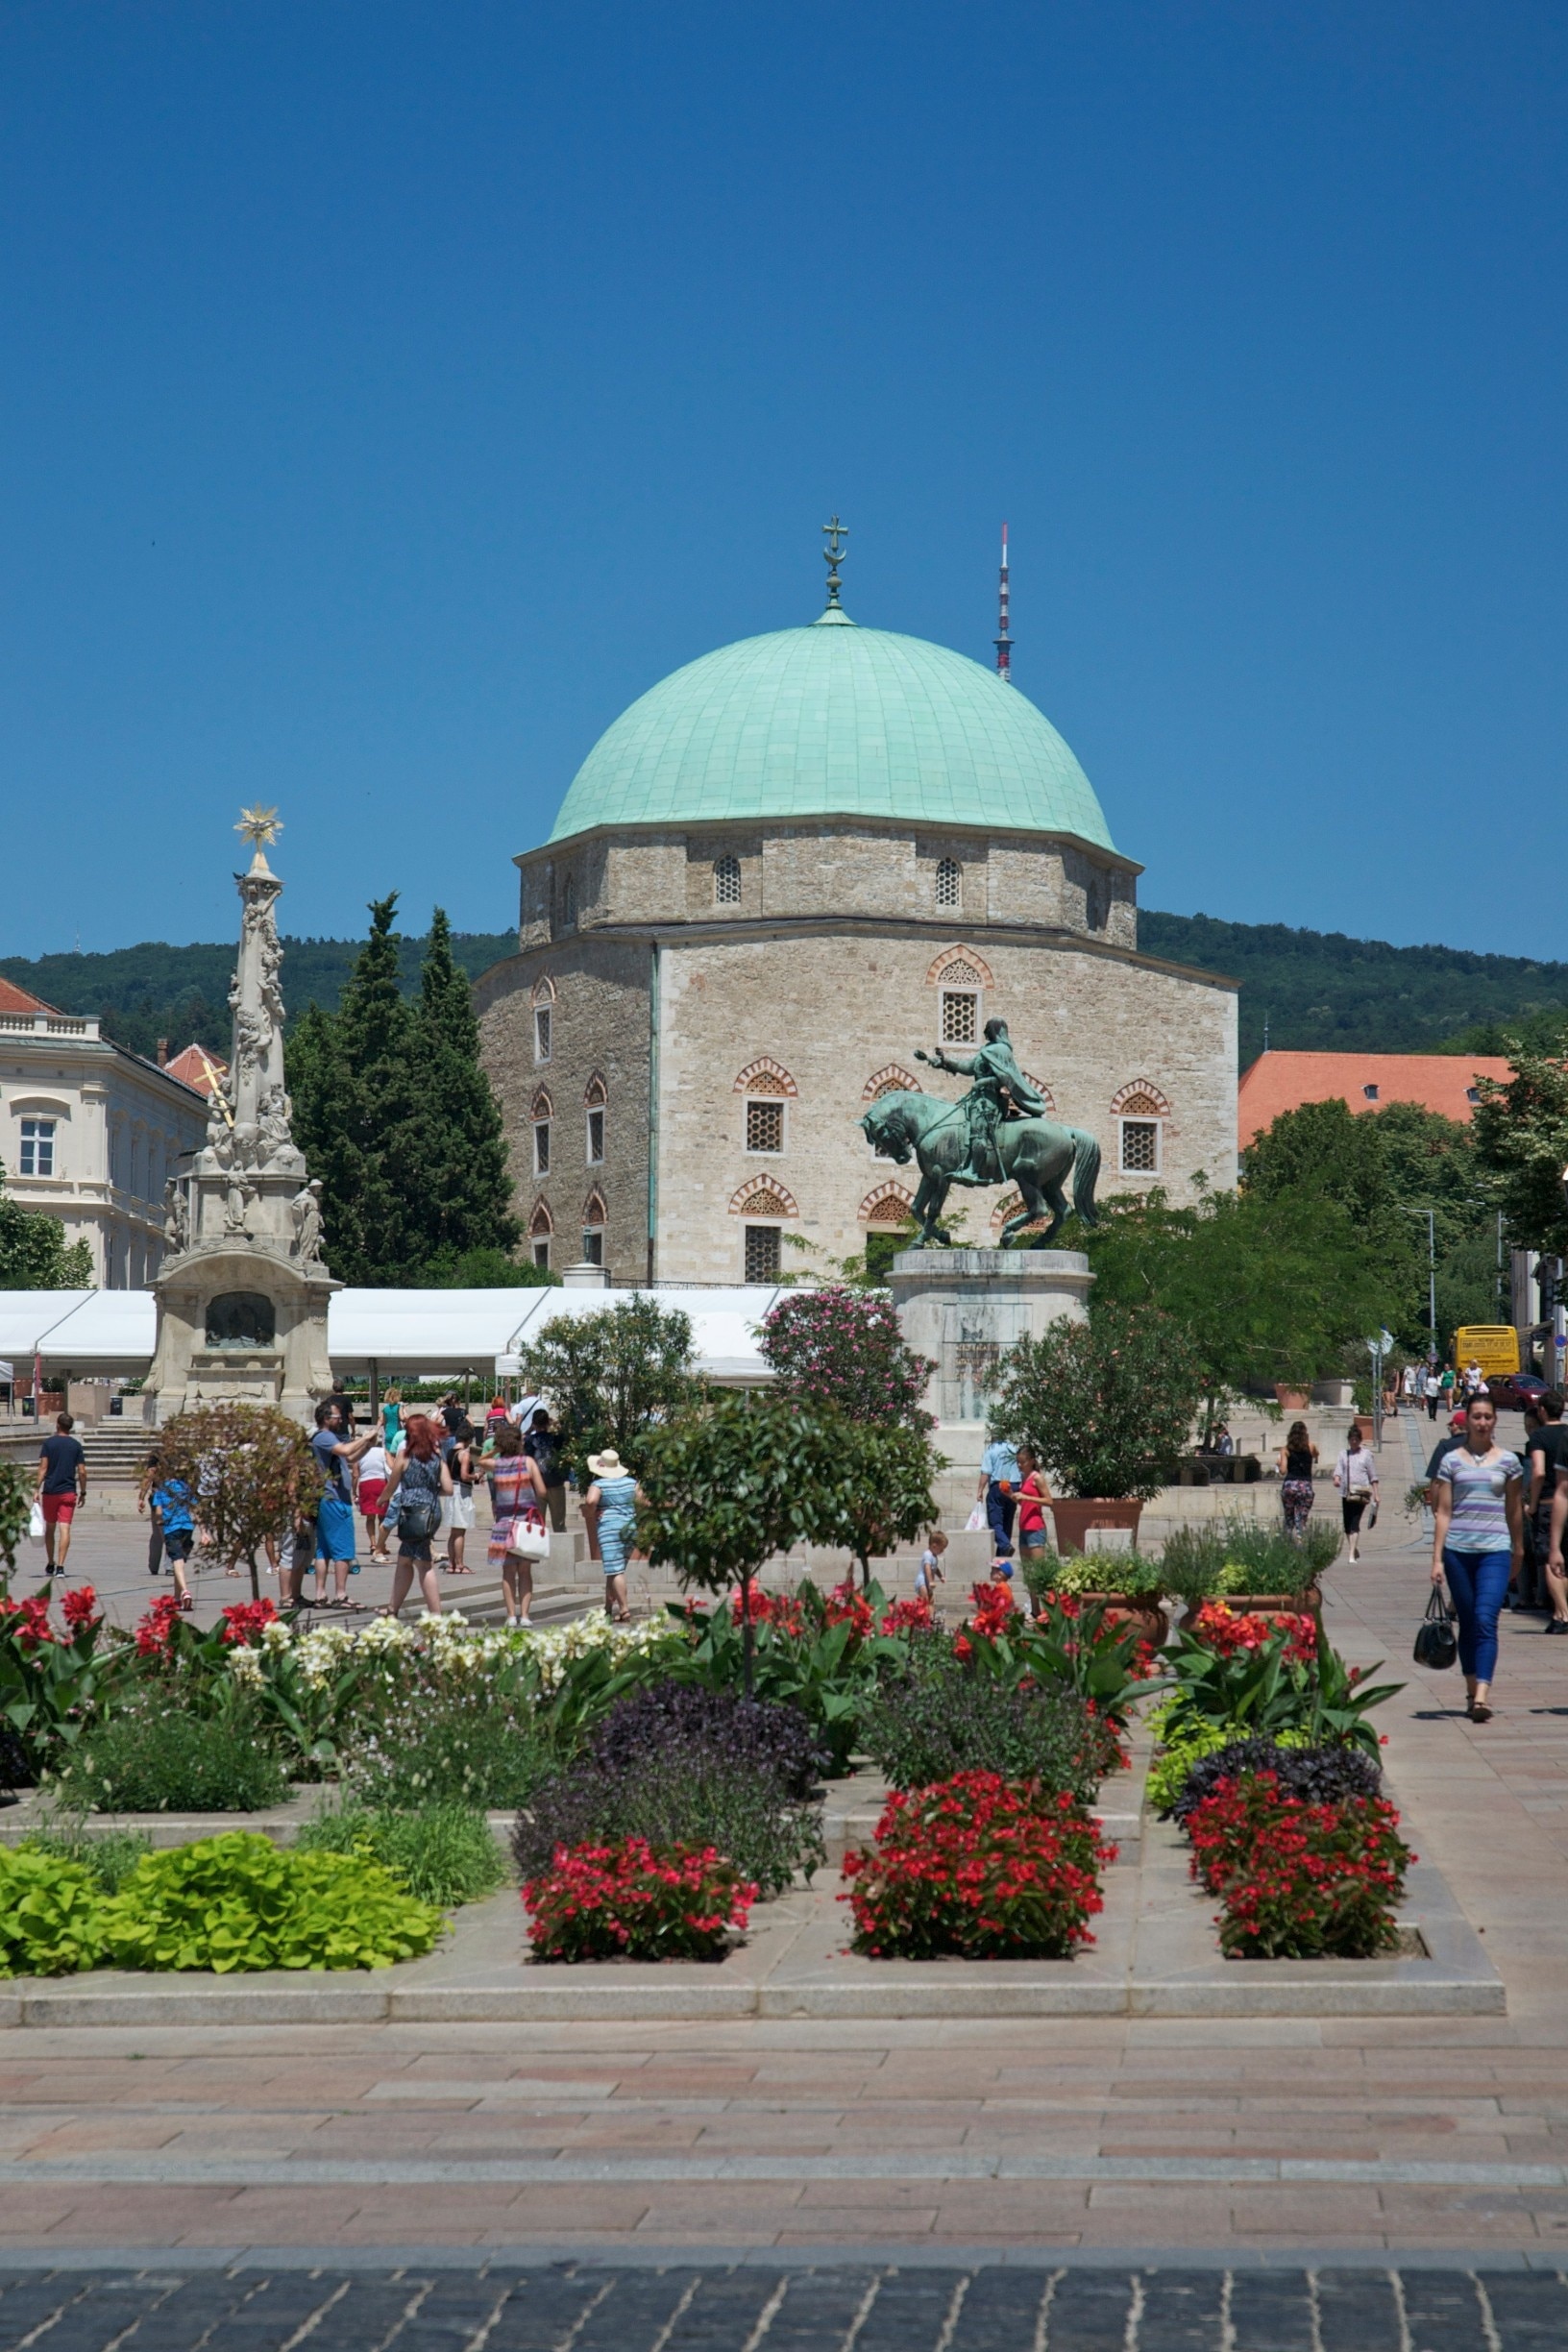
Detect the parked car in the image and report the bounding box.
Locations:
[1486,1371,1550,1411]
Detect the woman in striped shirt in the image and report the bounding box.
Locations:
[1432,1392,1524,1724]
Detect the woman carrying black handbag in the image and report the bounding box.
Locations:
[1414,1587,1458,1671]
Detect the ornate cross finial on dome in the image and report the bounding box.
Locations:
[236,804,282,849]
[821,515,848,610]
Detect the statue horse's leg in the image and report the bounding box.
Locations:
[912,1165,951,1246]
[1027,1177,1071,1248]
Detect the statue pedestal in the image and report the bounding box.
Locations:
[145,1241,337,1425]
[888,1248,1092,1426]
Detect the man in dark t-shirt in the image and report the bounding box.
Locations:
[34,1412,86,1576]
[1530,1392,1568,1629]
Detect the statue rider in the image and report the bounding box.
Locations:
[915,1018,1048,1185]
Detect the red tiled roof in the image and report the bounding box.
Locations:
[0,976,60,1016]
[163,1043,228,1097]
[1238,1050,1514,1146]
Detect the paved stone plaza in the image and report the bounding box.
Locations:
[1,2259,1566,2351]
[7,1409,1568,2318]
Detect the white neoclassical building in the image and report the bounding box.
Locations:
[0,979,210,1286]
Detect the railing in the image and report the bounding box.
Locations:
[0,1013,96,1037]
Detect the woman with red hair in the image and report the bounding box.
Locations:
[379,1412,453,1618]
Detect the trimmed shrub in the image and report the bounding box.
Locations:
[102,1833,444,1971]
[58,1705,289,1814]
[861,1640,1115,1800]
[842,1772,1115,1960]
[296,1805,506,1908]
[524,1839,755,1964]
[514,1685,825,1899]
[1170,1737,1383,1826]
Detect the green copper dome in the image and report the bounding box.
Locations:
[547,613,1115,850]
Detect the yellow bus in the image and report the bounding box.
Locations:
[1452,1326,1521,1378]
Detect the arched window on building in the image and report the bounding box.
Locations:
[530,1088,553,1178]
[529,1203,553,1272]
[935,856,962,910]
[714,854,742,906]
[584,1074,607,1165]
[581,1189,606,1267]
[1111,1083,1170,1177]
[532,975,555,1066]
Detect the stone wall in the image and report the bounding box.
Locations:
[475,942,652,1283]
[650,924,1237,1283]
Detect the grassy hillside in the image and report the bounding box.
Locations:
[0,932,517,1064]
[1139,912,1568,1066]
[7,912,1566,1069]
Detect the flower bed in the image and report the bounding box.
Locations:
[1185,1770,1413,1959]
[524,1838,756,1964]
[841,1771,1116,1960]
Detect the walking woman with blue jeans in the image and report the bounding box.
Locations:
[1432,1392,1524,1724]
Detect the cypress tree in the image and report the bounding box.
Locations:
[410,908,521,1272]
[284,897,519,1285]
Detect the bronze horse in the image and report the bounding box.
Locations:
[860,1089,1101,1248]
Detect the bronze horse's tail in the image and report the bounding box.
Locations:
[1070,1127,1101,1228]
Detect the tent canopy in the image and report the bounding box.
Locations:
[0,1285,784,1384]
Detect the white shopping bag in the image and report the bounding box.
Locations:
[27,1500,45,1544]
[964,1504,986,1533]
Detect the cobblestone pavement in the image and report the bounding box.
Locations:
[9,1418,1568,2266]
[3,2261,1568,2350]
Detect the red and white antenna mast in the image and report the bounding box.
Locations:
[994,523,1013,683]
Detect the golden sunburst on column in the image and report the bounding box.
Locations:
[235,803,283,849]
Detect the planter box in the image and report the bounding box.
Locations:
[1051,1498,1143,1554]
[1070,1596,1169,1647]
[1274,1385,1311,1410]
[1177,1586,1322,1634]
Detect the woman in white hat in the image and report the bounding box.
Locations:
[583,1449,644,1624]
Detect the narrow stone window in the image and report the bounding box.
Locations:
[581,1222,604,1265]
[533,1006,551,1065]
[746,1098,785,1154]
[744,1223,781,1282]
[532,1236,551,1270]
[1119,1119,1159,1175]
[529,1205,551,1271]
[714,854,742,906]
[940,990,978,1046]
[935,857,962,910]
[586,1107,605,1164]
[533,1119,551,1177]
[1086,871,1111,931]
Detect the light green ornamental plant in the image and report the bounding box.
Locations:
[102,1833,445,1972]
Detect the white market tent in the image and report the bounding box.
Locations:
[0,1284,783,1385]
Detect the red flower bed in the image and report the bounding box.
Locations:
[0,1594,56,1651]
[1190,1602,1315,1665]
[60,1584,100,1633]
[220,1598,280,1646]
[524,1838,757,1964]
[134,1594,184,1657]
[824,1582,874,1638]
[878,1596,934,1636]
[967,1580,1018,1640]
[1186,1771,1413,1959]
[841,1771,1116,1960]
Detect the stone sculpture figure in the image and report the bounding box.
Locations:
[161,1179,190,1257]
[289,1177,326,1266]
[914,1018,1049,1186]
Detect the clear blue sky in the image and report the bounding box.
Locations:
[2,3,1564,961]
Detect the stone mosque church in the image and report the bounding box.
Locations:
[476,547,1238,1286]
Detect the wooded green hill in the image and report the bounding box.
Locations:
[0,932,518,1064]
[1138,913,1568,1066]
[6,914,1566,1069]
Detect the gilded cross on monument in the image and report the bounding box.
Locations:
[821,515,848,609]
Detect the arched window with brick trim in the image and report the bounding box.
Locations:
[925,946,992,1049]
[860,1181,915,1225]
[862,1064,921,1102]
[1111,1080,1171,1178]
[530,1088,553,1178]
[729,1179,795,1285]
[581,1188,607,1267]
[735,1058,795,1157]
[530,974,555,1065]
[583,1073,607,1165]
[528,1201,553,1272]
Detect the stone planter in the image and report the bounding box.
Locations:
[1071,1595,1169,1648]
[1051,1498,1143,1554]
[1274,1384,1311,1410]
[1177,1586,1322,1635]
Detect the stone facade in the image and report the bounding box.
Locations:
[477,821,1237,1287]
[0,991,208,1287]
